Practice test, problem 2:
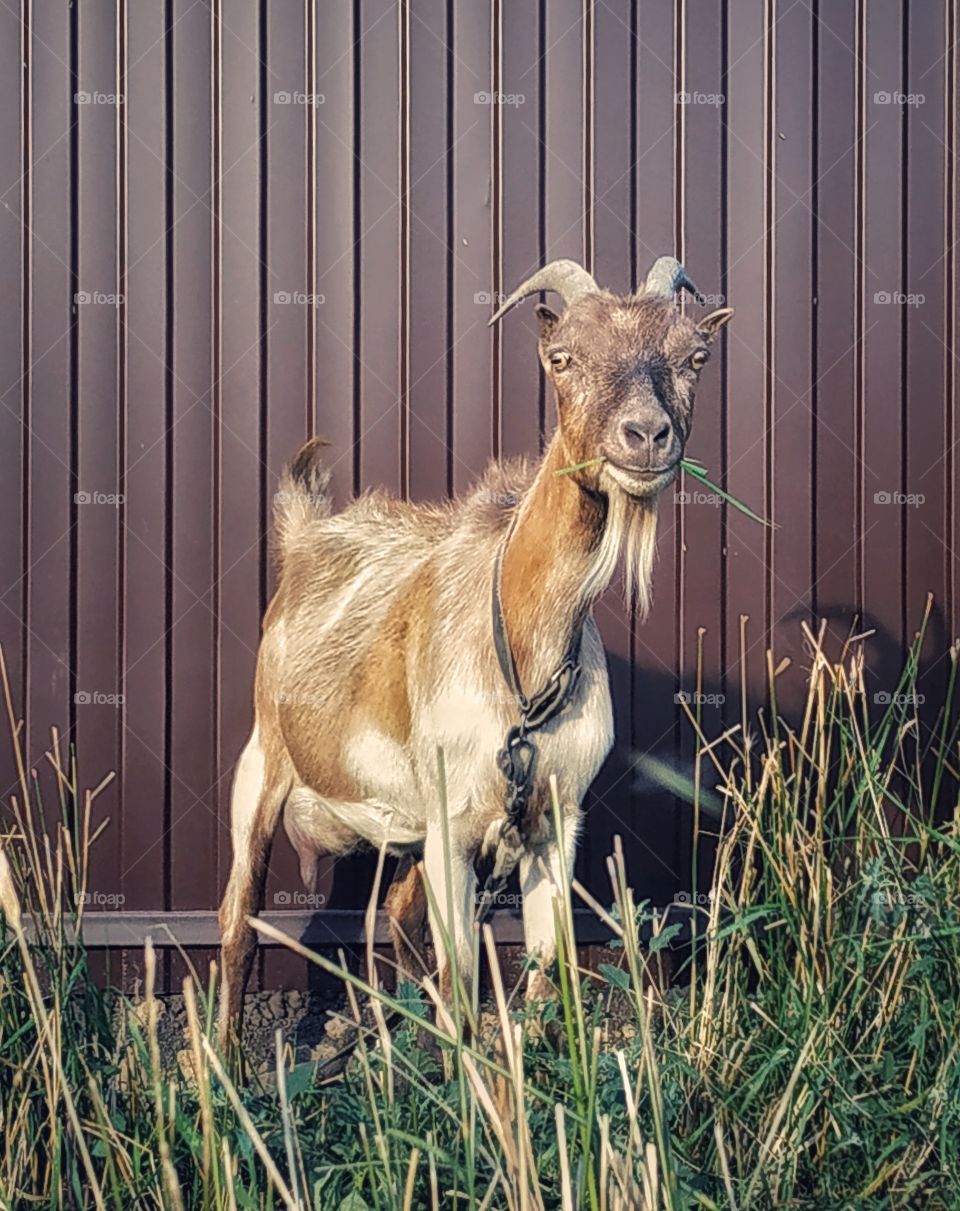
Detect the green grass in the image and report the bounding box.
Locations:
[1,611,959,1209]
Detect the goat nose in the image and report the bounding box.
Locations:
[620,418,672,453]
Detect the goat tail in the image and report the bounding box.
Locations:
[274,437,333,559]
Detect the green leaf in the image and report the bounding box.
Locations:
[649,922,684,953]
[599,963,632,991]
[338,1193,371,1211]
[235,1187,260,1211]
[284,1059,315,1100]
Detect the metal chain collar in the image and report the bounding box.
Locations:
[475,534,583,924]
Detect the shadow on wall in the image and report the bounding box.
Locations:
[277,597,957,1014]
[305,594,954,924]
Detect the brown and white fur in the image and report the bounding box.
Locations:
[217,257,733,1047]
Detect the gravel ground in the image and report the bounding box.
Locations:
[151,941,642,1077]
[155,989,351,1073]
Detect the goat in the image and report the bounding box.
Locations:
[217,256,733,1047]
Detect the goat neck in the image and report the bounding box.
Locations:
[498,435,616,693]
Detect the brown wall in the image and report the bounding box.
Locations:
[0,2,957,975]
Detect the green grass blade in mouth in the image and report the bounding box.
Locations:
[553,453,770,530]
[553,455,607,476]
[680,457,774,528]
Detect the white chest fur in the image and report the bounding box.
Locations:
[288,619,615,857]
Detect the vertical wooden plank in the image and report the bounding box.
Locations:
[168,0,216,912]
[450,2,493,493]
[264,1,309,492]
[357,0,401,496]
[75,0,121,906]
[588,2,644,896]
[592,4,632,288]
[723,0,768,704]
[262,0,311,989]
[314,1,357,506]
[216,0,262,897]
[542,0,583,265]
[261,0,309,932]
[0,0,25,795]
[309,1,357,909]
[814,1,858,649]
[905,2,950,693]
[678,0,727,896]
[769,0,814,715]
[498,0,542,462]
[678,3,728,688]
[861,1,905,692]
[25,3,74,782]
[630,0,683,904]
[121,0,169,914]
[407,0,450,501]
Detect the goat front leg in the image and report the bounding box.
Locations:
[520,818,578,1004]
[422,826,476,1011]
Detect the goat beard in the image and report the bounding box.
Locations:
[582,488,659,618]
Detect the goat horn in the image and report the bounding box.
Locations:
[642,256,704,304]
[487,259,598,326]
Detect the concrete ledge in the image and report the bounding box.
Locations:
[23,907,625,948]
[20,905,696,948]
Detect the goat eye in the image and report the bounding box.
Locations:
[549,351,571,371]
[689,349,709,372]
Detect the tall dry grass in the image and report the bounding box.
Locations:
[0,612,959,1209]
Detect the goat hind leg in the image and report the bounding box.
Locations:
[218,726,287,1052]
[385,856,428,982]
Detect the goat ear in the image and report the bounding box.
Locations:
[697,306,735,343]
[535,303,560,339]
